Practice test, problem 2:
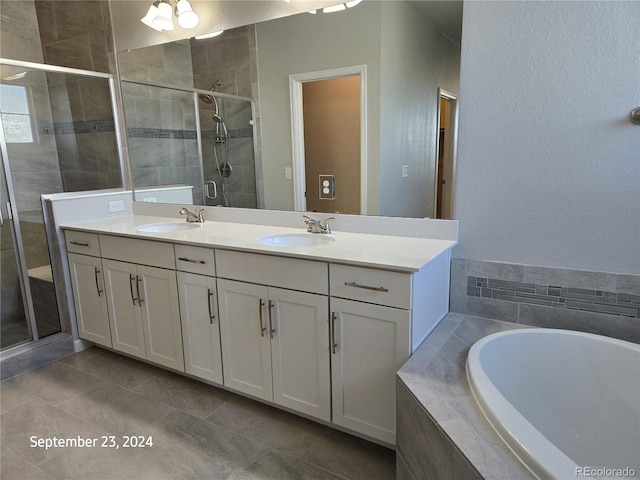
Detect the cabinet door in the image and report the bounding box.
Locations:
[217,279,272,401]
[269,288,330,421]
[177,272,222,384]
[67,253,112,348]
[330,298,411,445]
[102,259,146,359]
[138,265,184,371]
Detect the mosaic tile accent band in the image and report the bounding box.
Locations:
[467,276,640,318]
[39,122,253,139]
[128,127,253,139]
[40,119,116,135]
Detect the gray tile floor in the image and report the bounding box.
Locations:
[0,347,396,480]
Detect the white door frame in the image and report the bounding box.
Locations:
[289,65,367,214]
[434,88,458,219]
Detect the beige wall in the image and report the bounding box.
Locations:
[303,76,361,214]
[256,3,383,213]
[256,1,460,217]
[378,1,460,218]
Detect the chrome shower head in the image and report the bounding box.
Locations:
[198,81,223,104]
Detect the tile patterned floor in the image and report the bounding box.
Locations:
[0,347,396,480]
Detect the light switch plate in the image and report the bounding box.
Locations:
[401,165,409,177]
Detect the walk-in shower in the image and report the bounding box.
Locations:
[121,79,257,209]
[0,58,123,358]
[199,81,232,207]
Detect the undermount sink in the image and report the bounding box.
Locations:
[136,222,200,233]
[259,233,336,248]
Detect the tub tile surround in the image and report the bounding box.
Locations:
[451,259,640,343]
[396,313,534,480]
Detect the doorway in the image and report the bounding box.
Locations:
[289,65,367,214]
[434,89,458,219]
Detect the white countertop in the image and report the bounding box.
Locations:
[60,214,456,272]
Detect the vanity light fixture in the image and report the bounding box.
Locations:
[140,0,200,32]
[195,30,224,40]
[310,0,364,14]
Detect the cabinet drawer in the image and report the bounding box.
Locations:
[175,244,215,276]
[216,250,328,295]
[99,235,175,270]
[330,264,411,309]
[65,231,101,257]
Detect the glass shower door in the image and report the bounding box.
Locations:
[1,60,122,352]
[0,165,33,349]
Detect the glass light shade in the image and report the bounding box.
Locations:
[323,4,347,13]
[152,1,174,30]
[176,0,199,29]
[195,30,224,40]
[141,4,162,31]
[345,0,363,7]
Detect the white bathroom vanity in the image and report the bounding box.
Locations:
[60,210,456,446]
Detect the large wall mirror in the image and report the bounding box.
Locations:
[116,0,462,218]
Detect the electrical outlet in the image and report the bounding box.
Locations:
[401,165,409,177]
[284,167,292,180]
[108,200,125,213]
[319,175,335,199]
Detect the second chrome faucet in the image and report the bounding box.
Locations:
[303,215,334,234]
[179,207,205,223]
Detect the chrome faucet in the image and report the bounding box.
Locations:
[303,215,334,234]
[179,207,205,223]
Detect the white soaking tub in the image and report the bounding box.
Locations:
[467,328,640,480]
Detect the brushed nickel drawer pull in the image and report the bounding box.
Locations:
[207,288,215,324]
[94,267,103,297]
[331,312,337,354]
[70,241,89,247]
[129,274,137,305]
[136,275,144,304]
[344,281,389,293]
[268,300,275,339]
[178,257,206,264]
[258,299,266,337]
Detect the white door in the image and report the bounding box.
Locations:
[217,279,272,401]
[330,298,411,445]
[177,271,222,384]
[269,287,330,421]
[138,265,184,371]
[102,259,146,359]
[67,253,112,348]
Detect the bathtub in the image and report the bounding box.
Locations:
[467,328,640,480]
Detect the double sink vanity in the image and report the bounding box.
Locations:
[61,211,456,446]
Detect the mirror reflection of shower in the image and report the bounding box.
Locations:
[200,81,231,207]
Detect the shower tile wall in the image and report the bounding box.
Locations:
[0,0,44,63]
[192,26,260,208]
[34,0,114,74]
[120,42,203,204]
[48,74,121,192]
[450,259,640,343]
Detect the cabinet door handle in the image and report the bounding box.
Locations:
[258,299,266,337]
[70,241,89,247]
[331,312,338,355]
[207,288,215,324]
[129,274,138,305]
[344,281,389,292]
[94,267,103,297]
[178,257,206,264]
[136,275,144,305]
[268,300,275,338]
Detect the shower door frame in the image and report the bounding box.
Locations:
[0,58,125,355]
